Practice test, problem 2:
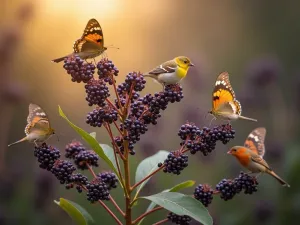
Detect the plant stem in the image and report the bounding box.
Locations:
[111,75,124,113]
[106,98,122,117]
[87,164,97,178]
[98,200,123,225]
[132,207,163,224]
[153,219,168,225]
[110,195,125,217]
[124,84,134,116]
[131,165,165,191]
[113,120,124,136]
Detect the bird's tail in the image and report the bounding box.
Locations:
[52,55,69,63]
[8,137,27,147]
[238,115,257,122]
[268,170,290,187]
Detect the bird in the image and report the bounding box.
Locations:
[209,72,257,122]
[8,103,55,147]
[52,19,107,63]
[227,127,290,187]
[143,56,194,88]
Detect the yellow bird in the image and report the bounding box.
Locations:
[144,56,194,87]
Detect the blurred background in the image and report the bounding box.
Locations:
[1,0,300,224]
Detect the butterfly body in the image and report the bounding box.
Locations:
[52,19,106,63]
[8,104,55,147]
[210,72,257,122]
[228,128,290,187]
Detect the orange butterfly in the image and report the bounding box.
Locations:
[209,72,257,122]
[52,19,107,63]
[8,104,55,147]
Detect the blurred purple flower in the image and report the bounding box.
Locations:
[245,56,282,88]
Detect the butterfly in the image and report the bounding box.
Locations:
[8,104,55,147]
[244,127,266,157]
[52,19,107,63]
[209,72,257,122]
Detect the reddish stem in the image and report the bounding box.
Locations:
[153,219,168,225]
[87,164,97,178]
[98,200,123,225]
[132,207,163,224]
[124,84,134,116]
[111,75,123,113]
[106,98,122,116]
[105,124,125,160]
[113,120,124,136]
[110,195,125,217]
[131,165,165,191]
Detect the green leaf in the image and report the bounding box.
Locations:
[90,132,96,139]
[134,150,169,199]
[54,198,94,225]
[138,180,195,225]
[58,106,120,180]
[142,192,212,225]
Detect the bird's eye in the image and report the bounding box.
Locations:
[232,149,237,152]
[183,60,188,64]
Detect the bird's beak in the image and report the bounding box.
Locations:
[189,62,194,66]
[227,150,232,154]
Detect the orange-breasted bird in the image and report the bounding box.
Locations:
[227,127,290,187]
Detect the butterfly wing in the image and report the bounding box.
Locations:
[244,127,266,157]
[25,104,50,135]
[212,72,236,112]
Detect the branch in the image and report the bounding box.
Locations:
[132,207,163,224]
[110,195,125,217]
[98,200,123,225]
[153,219,168,225]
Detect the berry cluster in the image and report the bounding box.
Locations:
[167,212,192,225]
[179,124,235,155]
[216,179,237,201]
[97,58,119,84]
[85,79,110,107]
[65,141,86,159]
[234,172,258,194]
[74,150,99,170]
[122,118,148,144]
[63,56,95,83]
[86,179,110,202]
[124,72,146,92]
[159,151,189,175]
[34,143,61,170]
[98,172,118,190]
[194,184,214,207]
[114,136,135,155]
[86,105,118,127]
[51,160,76,184]
[66,173,89,193]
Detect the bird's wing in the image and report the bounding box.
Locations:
[251,154,272,170]
[148,60,177,76]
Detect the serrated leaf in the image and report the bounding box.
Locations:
[58,106,120,180]
[54,198,94,225]
[142,192,212,225]
[138,180,195,225]
[134,150,169,199]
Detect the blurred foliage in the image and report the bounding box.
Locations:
[1,0,300,225]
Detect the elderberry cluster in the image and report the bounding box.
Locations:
[86,106,118,127]
[114,136,135,155]
[194,184,214,207]
[66,173,89,193]
[63,56,95,83]
[34,143,61,170]
[86,179,110,202]
[74,150,99,170]
[179,123,235,156]
[159,151,189,175]
[167,212,192,225]
[97,58,119,84]
[122,118,148,144]
[216,179,237,201]
[65,141,86,159]
[51,160,76,184]
[124,72,146,92]
[234,172,258,194]
[85,79,110,107]
[97,172,118,190]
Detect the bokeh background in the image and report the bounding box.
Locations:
[1,0,300,224]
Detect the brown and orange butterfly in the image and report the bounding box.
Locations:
[209,72,257,122]
[52,19,107,63]
[244,127,266,157]
[8,104,55,147]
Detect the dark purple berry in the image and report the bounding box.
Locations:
[86,178,110,202]
[65,141,86,159]
[194,184,214,207]
[51,160,76,184]
[97,58,119,84]
[98,172,118,190]
[86,105,118,127]
[162,151,188,175]
[74,150,99,170]
[34,143,61,170]
[216,179,237,201]
[85,79,110,107]
[167,212,192,225]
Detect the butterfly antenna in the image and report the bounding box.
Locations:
[106,44,120,50]
[209,116,216,127]
[56,134,60,142]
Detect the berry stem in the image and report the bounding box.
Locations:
[104,123,125,160]
[153,218,168,225]
[132,206,163,224]
[87,164,97,178]
[131,165,165,191]
[111,75,124,113]
[98,200,123,225]
[106,98,123,117]
[124,84,134,116]
[110,195,125,217]
[113,120,124,137]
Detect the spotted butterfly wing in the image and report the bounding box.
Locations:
[73,19,106,57]
[212,72,241,115]
[25,104,50,135]
[244,127,266,157]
